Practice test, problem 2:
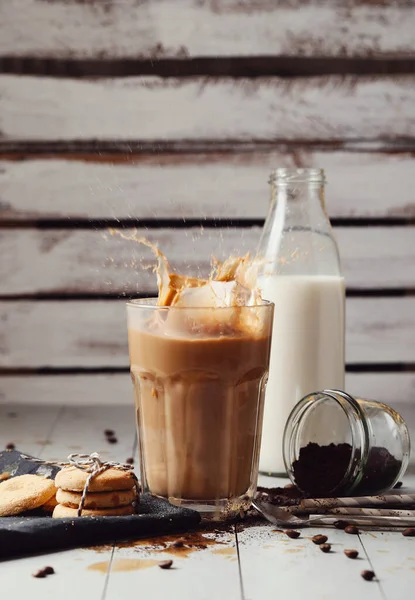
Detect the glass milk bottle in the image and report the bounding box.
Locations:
[257,168,345,475]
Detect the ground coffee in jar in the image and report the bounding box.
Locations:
[283,390,410,497]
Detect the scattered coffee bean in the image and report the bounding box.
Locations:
[394,481,403,489]
[333,520,349,530]
[32,570,46,579]
[320,543,331,553]
[285,530,301,539]
[5,443,15,451]
[104,429,115,437]
[158,560,173,570]
[312,534,328,545]
[284,483,296,489]
[172,539,185,548]
[32,566,55,579]
[344,525,359,535]
[107,436,118,444]
[402,528,415,537]
[361,570,375,581]
[344,549,359,559]
[125,457,134,465]
[0,472,10,481]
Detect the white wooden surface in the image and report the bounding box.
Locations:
[1,227,414,295]
[2,76,415,142]
[2,151,415,221]
[1,297,414,368]
[1,404,415,600]
[2,374,415,407]
[1,0,415,59]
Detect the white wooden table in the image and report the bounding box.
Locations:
[1,404,414,600]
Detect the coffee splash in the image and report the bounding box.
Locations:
[109,228,262,308]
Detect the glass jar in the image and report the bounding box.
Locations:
[283,389,410,497]
[256,168,345,476]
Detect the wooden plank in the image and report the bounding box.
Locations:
[236,524,383,600]
[1,0,415,59]
[2,373,415,407]
[0,227,414,295]
[356,530,415,599]
[1,76,415,142]
[1,151,415,221]
[106,528,241,600]
[0,297,414,367]
[1,546,112,600]
[0,226,411,295]
[0,404,61,456]
[45,405,136,464]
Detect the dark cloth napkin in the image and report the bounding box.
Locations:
[0,450,201,561]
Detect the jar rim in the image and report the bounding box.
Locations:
[269,168,326,185]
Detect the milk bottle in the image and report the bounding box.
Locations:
[257,169,345,475]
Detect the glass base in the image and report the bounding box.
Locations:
[166,493,252,522]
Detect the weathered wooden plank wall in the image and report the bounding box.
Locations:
[2,76,415,142]
[1,0,415,59]
[1,228,414,294]
[0,0,414,406]
[1,152,415,221]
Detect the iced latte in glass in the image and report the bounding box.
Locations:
[126,252,273,520]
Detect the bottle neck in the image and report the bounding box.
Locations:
[269,179,328,232]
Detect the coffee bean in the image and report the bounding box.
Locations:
[172,539,186,548]
[394,481,403,489]
[344,525,359,535]
[104,429,115,437]
[312,534,328,545]
[32,567,54,579]
[402,528,415,537]
[320,543,331,553]
[107,436,118,444]
[285,530,301,539]
[5,443,15,451]
[344,549,359,559]
[32,570,46,578]
[125,457,134,465]
[284,483,296,489]
[158,560,173,570]
[361,570,375,581]
[333,520,349,530]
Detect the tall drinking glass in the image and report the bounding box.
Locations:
[127,298,274,521]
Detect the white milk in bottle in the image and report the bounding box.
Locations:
[257,169,345,475]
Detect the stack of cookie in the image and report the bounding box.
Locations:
[53,466,139,518]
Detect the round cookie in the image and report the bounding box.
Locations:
[55,466,136,492]
[42,494,58,512]
[56,487,137,509]
[0,475,56,516]
[52,503,136,518]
